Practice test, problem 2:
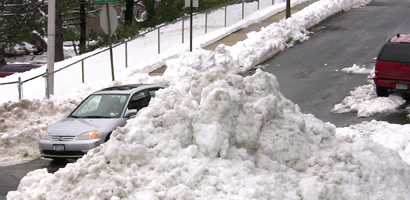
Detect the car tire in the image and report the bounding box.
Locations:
[105,132,112,142]
[51,158,67,163]
[376,86,389,97]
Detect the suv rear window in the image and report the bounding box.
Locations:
[377,43,410,63]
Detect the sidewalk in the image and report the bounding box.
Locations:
[149,0,316,76]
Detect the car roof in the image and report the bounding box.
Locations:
[93,84,164,95]
[389,34,410,43]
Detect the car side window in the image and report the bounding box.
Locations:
[128,91,149,110]
[148,89,159,99]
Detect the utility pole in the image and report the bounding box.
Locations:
[47,0,56,97]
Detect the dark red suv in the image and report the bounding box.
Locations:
[373,34,410,97]
[0,63,42,77]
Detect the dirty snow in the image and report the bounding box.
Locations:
[8,48,410,199]
[0,98,77,166]
[341,64,374,74]
[6,0,410,199]
[333,63,407,117]
[332,84,406,117]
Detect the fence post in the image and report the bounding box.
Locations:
[286,0,291,18]
[17,77,22,100]
[158,28,161,54]
[272,0,274,5]
[258,0,260,10]
[182,17,185,43]
[81,60,85,83]
[125,42,128,68]
[45,69,49,99]
[205,12,208,33]
[224,5,227,27]
[242,1,244,19]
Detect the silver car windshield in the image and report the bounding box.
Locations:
[70,94,129,118]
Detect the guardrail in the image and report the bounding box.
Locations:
[0,0,283,102]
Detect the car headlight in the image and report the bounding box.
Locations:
[40,131,49,140]
[77,131,99,140]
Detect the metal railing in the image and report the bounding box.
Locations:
[0,0,284,102]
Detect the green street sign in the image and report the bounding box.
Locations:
[94,0,118,3]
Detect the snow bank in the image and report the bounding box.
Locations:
[0,98,77,166]
[337,120,410,165]
[8,47,410,199]
[332,84,406,117]
[227,0,372,72]
[8,0,410,199]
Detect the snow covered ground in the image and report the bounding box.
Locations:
[4,0,410,199]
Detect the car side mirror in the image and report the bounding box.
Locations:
[124,109,138,118]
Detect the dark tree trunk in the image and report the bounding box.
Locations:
[79,0,86,54]
[124,0,134,26]
[55,0,64,62]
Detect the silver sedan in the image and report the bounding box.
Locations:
[39,84,164,159]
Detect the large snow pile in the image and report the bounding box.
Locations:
[337,120,410,165]
[8,0,410,199]
[8,48,410,199]
[0,98,77,166]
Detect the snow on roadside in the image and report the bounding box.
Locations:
[337,120,410,165]
[8,48,410,200]
[7,0,410,199]
[0,98,78,166]
[341,64,374,74]
[333,63,406,117]
[332,84,406,117]
[227,0,372,72]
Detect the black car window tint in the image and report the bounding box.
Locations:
[1,66,17,72]
[378,43,410,63]
[128,91,149,110]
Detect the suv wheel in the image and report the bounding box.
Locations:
[376,86,389,97]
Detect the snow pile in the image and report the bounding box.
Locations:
[341,64,374,74]
[337,120,410,165]
[0,98,77,166]
[8,48,410,200]
[8,0,410,199]
[332,84,406,117]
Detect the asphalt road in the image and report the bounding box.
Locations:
[1,0,410,199]
[262,0,410,127]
